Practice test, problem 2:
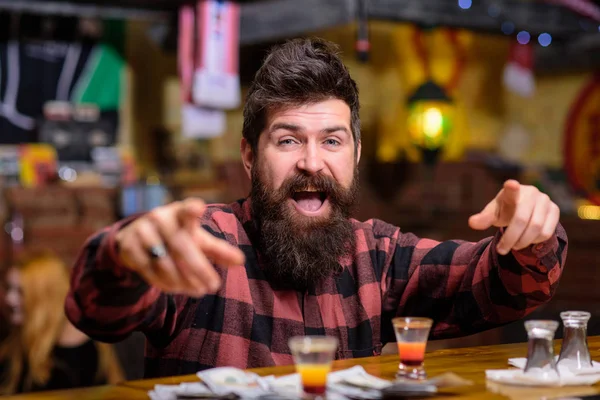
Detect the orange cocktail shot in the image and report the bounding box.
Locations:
[296,364,331,394]
[392,317,433,380]
[289,336,338,397]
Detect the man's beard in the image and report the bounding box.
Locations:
[250,163,359,291]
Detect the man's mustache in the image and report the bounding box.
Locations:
[280,173,341,197]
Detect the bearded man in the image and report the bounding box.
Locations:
[66,38,567,378]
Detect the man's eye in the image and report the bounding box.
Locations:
[325,139,340,146]
[279,139,296,145]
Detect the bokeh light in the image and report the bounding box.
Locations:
[517,30,531,45]
[458,0,472,10]
[538,33,552,47]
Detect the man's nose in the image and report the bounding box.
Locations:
[296,143,324,175]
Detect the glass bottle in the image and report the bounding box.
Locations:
[524,320,560,381]
[557,311,593,370]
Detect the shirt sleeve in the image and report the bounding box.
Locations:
[382,223,568,339]
[64,217,195,348]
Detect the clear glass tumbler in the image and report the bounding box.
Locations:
[557,311,593,370]
[392,317,433,380]
[524,320,560,381]
[288,336,338,398]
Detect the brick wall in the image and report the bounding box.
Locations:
[2,186,118,268]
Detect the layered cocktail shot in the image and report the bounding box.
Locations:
[392,317,433,380]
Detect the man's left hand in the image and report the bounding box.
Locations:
[468,179,560,255]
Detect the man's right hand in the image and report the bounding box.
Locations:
[115,199,246,297]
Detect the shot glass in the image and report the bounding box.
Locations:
[392,317,433,380]
[524,320,560,381]
[557,311,593,370]
[289,336,339,398]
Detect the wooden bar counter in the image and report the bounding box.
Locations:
[6,336,600,399]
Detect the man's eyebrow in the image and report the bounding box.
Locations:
[320,126,351,136]
[269,122,303,133]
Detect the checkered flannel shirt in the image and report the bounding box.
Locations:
[65,198,567,378]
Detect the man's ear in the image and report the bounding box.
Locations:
[240,138,253,179]
[356,140,362,165]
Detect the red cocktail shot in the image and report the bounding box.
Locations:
[392,317,433,380]
[397,342,426,366]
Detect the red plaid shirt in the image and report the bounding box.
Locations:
[65,199,567,378]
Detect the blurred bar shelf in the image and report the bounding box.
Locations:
[0,0,357,45]
[0,0,598,69]
[0,0,171,20]
[369,0,598,38]
[0,0,596,39]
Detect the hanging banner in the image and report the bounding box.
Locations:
[181,104,226,139]
[178,3,226,138]
[192,0,241,110]
[503,41,535,98]
[179,4,196,104]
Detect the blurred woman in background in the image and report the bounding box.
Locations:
[0,252,124,394]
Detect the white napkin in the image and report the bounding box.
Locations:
[148,382,213,400]
[197,367,271,398]
[508,357,600,375]
[148,366,392,400]
[485,357,600,387]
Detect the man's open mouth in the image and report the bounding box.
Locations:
[291,188,327,212]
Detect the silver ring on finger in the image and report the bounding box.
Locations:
[148,244,168,260]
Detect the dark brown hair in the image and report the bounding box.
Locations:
[242,37,360,153]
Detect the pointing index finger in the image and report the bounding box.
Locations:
[498,180,520,207]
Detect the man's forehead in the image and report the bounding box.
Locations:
[265,100,351,126]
